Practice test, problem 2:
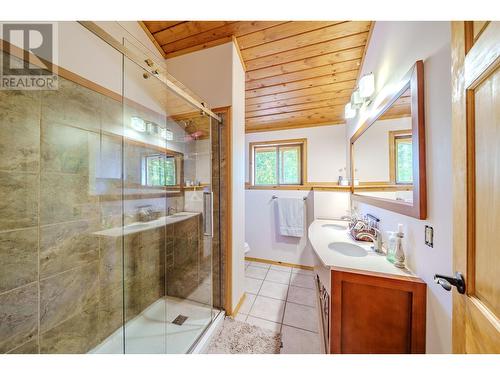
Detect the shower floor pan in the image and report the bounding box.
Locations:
[90,295,217,354]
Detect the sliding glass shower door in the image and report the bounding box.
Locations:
[121,52,216,354]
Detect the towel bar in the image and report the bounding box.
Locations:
[271,195,307,201]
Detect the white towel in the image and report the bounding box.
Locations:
[277,198,304,237]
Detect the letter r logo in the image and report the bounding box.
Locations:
[2,23,53,75]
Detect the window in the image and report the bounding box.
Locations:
[250,139,306,186]
[144,154,177,186]
[389,130,413,184]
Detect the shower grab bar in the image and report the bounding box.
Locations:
[271,195,307,201]
[203,191,213,237]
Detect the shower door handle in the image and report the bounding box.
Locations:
[203,191,213,237]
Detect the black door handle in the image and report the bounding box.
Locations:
[434,272,466,294]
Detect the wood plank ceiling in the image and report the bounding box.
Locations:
[142,21,373,132]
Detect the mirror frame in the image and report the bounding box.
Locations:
[350,60,427,219]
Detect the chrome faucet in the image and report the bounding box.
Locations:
[340,214,359,230]
[356,228,383,254]
[136,205,161,222]
[168,206,177,216]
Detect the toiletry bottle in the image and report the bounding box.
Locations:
[394,224,406,268]
[386,231,397,263]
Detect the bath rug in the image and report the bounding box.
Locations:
[205,317,282,354]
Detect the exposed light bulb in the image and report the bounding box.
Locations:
[351,89,363,109]
[160,128,174,141]
[130,116,146,132]
[359,72,375,99]
[344,102,356,119]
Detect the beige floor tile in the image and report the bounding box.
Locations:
[233,313,247,322]
[249,261,270,269]
[245,266,268,280]
[239,293,256,314]
[245,277,263,294]
[280,325,322,354]
[283,302,319,332]
[290,273,316,289]
[249,295,285,323]
[287,285,317,307]
[258,281,289,301]
[291,268,314,276]
[270,264,292,273]
[265,269,291,285]
[246,316,281,333]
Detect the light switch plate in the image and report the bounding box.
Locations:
[425,225,433,248]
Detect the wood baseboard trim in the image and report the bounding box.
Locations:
[229,293,246,317]
[245,256,314,271]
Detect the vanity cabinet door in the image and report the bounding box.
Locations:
[330,269,426,354]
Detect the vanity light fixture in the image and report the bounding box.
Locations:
[146,121,159,135]
[160,128,174,141]
[359,72,375,99]
[344,102,356,119]
[351,89,364,109]
[130,116,146,132]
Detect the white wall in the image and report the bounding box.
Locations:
[57,21,163,97]
[354,116,411,182]
[166,43,233,109]
[346,21,452,353]
[245,125,349,266]
[167,42,246,312]
[231,43,246,311]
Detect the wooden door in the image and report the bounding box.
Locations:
[452,21,500,353]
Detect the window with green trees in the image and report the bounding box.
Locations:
[395,136,413,184]
[145,154,177,186]
[252,141,304,186]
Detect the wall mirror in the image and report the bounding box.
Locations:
[350,60,426,219]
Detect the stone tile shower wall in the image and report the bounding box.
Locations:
[0,61,198,353]
[0,75,118,354]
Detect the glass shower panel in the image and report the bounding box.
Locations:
[165,110,214,354]
[122,55,169,354]
[122,53,215,354]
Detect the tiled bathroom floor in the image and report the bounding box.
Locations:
[236,260,323,354]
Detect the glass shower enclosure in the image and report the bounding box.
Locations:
[0,23,220,354]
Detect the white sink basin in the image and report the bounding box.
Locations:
[322,223,347,230]
[170,213,188,217]
[328,242,368,257]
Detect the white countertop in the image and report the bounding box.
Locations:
[93,211,200,238]
[308,219,417,278]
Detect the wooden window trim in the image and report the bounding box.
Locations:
[249,138,308,187]
[388,129,413,184]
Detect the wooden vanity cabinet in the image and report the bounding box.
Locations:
[315,266,427,354]
[327,268,427,354]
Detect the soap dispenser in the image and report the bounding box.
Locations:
[394,224,406,269]
[386,231,397,263]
